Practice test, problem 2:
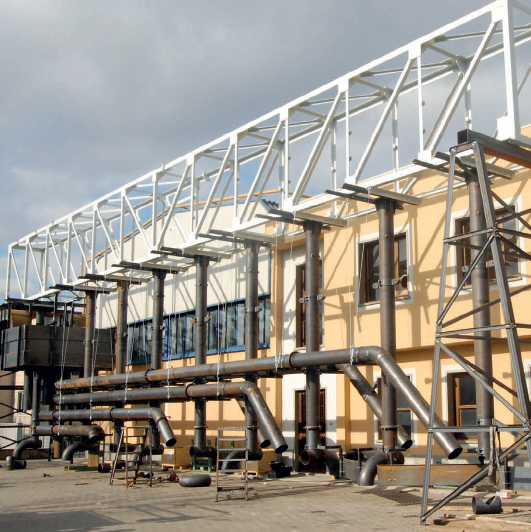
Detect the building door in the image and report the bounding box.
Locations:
[295,389,326,473]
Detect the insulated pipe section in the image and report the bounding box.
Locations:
[352,347,462,460]
[341,364,413,450]
[35,424,105,444]
[151,270,166,371]
[40,407,177,447]
[84,291,97,377]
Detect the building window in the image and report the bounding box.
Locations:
[375,376,413,442]
[163,294,271,361]
[127,320,152,365]
[448,372,477,439]
[455,208,519,285]
[295,263,323,348]
[360,233,408,305]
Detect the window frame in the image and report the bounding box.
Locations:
[373,367,417,448]
[450,198,524,291]
[295,261,324,349]
[454,205,521,287]
[356,224,412,310]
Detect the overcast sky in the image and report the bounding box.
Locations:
[0,0,492,300]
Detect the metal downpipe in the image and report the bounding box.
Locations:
[341,364,413,450]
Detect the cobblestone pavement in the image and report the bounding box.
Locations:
[2,459,527,532]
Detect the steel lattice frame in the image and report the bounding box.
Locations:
[420,132,531,524]
[6,0,531,302]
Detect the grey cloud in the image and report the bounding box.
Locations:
[0,0,490,274]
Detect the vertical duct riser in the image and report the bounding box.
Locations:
[151,271,166,371]
[83,292,97,378]
[467,173,494,460]
[115,281,129,375]
[377,199,398,452]
[194,256,209,452]
[305,222,321,456]
[245,243,260,454]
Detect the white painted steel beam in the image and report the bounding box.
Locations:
[6,0,531,301]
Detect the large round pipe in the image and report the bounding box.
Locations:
[304,221,322,458]
[83,291,97,377]
[341,364,412,450]
[377,198,398,452]
[467,171,494,460]
[61,441,99,462]
[245,242,260,454]
[53,381,288,453]
[12,437,42,460]
[194,256,209,452]
[151,270,166,371]
[35,424,105,444]
[55,346,460,458]
[352,348,462,459]
[115,281,129,375]
[40,407,176,447]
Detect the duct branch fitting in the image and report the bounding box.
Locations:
[54,381,287,454]
[352,347,462,460]
[35,424,105,444]
[40,407,177,447]
[341,364,413,450]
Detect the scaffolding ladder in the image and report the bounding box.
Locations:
[109,426,153,488]
[215,426,249,501]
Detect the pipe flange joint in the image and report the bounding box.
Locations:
[194,425,207,430]
[183,382,194,400]
[305,425,321,431]
[381,424,399,431]
[287,351,298,370]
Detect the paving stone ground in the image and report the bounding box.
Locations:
[1,459,529,532]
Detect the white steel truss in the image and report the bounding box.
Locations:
[6,0,531,301]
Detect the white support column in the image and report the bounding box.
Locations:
[498,0,521,139]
